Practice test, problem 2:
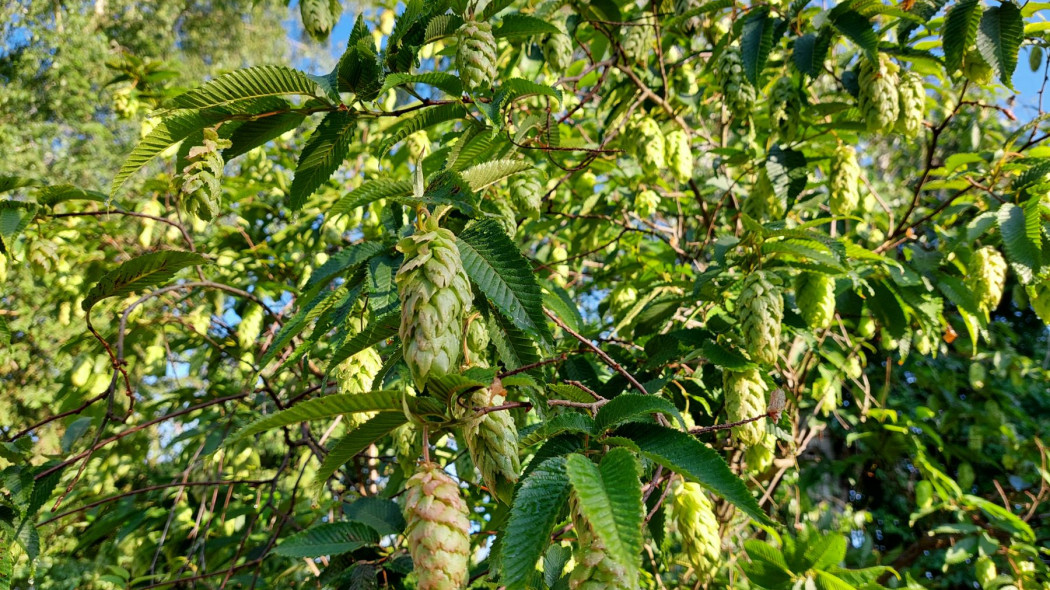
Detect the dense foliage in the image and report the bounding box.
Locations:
[2,0,1050,588]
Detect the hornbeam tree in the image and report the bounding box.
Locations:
[2,0,1050,589]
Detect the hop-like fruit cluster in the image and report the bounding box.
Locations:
[672,482,721,582]
[178,127,231,221]
[456,19,497,91]
[723,367,768,446]
[509,171,543,218]
[463,314,489,368]
[811,373,842,416]
[621,23,654,64]
[967,246,1008,313]
[738,272,783,366]
[769,76,802,142]
[674,61,700,96]
[569,495,631,589]
[484,197,518,238]
[634,189,661,218]
[666,130,693,183]
[403,463,471,590]
[461,387,520,500]
[396,214,474,389]
[334,346,383,426]
[896,71,926,138]
[717,48,756,120]
[742,169,785,221]
[858,55,900,134]
[544,32,573,72]
[300,0,341,41]
[963,50,994,86]
[795,271,835,330]
[630,117,666,173]
[745,429,776,472]
[829,144,860,216]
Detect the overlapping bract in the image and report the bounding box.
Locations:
[461,386,520,498]
[968,246,1008,313]
[403,463,471,590]
[396,215,473,389]
[723,367,768,446]
[738,271,783,366]
[858,55,900,134]
[456,20,497,91]
[672,482,722,582]
[569,495,631,590]
[829,144,861,216]
[795,271,836,330]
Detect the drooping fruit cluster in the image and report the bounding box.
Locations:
[963,50,995,86]
[463,313,490,368]
[858,54,900,134]
[829,144,860,216]
[460,386,520,501]
[742,169,785,221]
[509,170,543,218]
[403,462,471,590]
[723,367,768,446]
[666,129,693,183]
[769,76,802,142]
[634,189,661,218]
[300,0,341,41]
[738,271,783,365]
[896,72,926,138]
[630,117,666,173]
[967,246,1008,314]
[178,127,231,221]
[672,482,721,582]
[716,47,756,120]
[795,271,836,330]
[811,372,842,416]
[543,31,573,72]
[745,429,776,472]
[621,23,654,64]
[456,19,497,91]
[334,346,383,426]
[569,494,631,589]
[396,213,474,389]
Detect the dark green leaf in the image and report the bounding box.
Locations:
[594,394,686,432]
[976,1,1024,86]
[273,521,380,558]
[316,413,408,487]
[502,457,571,590]
[943,0,982,74]
[289,110,356,210]
[82,251,209,312]
[741,7,775,85]
[997,201,1042,284]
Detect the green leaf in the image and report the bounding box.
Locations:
[379,72,463,97]
[0,176,41,194]
[224,111,306,160]
[343,497,406,537]
[458,220,551,344]
[0,317,9,346]
[376,103,467,156]
[420,169,481,216]
[231,390,406,441]
[813,571,856,590]
[594,394,686,432]
[170,66,322,111]
[460,160,532,191]
[976,1,1024,86]
[831,10,878,62]
[766,146,807,203]
[257,285,355,369]
[521,412,596,446]
[482,79,562,126]
[366,253,401,316]
[336,16,383,101]
[565,451,643,584]
[111,109,230,195]
[329,178,414,218]
[315,413,408,488]
[997,202,1042,284]
[0,201,38,256]
[273,521,380,558]
[486,301,541,369]
[943,0,982,74]
[423,14,464,44]
[740,540,794,587]
[327,312,401,371]
[305,242,387,290]
[809,534,848,570]
[701,341,755,370]
[502,457,571,590]
[289,110,357,210]
[82,251,209,312]
[34,185,107,208]
[494,14,561,38]
[617,423,772,525]
[741,7,775,86]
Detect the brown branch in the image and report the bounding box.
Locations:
[543,307,649,395]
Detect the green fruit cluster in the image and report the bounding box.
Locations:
[396,214,474,389]
[509,171,544,218]
[666,129,693,183]
[829,144,860,216]
[769,76,802,142]
[403,462,471,590]
[738,271,783,365]
[544,32,573,72]
[742,169,785,221]
[896,72,926,138]
[716,48,756,119]
[795,271,835,330]
[723,367,768,446]
[858,55,900,134]
[672,482,721,582]
[461,386,520,499]
[178,127,231,221]
[569,494,632,589]
[456,20,497,90]
[968,246,1008,313]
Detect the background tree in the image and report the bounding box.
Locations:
[1,0,1049,589]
